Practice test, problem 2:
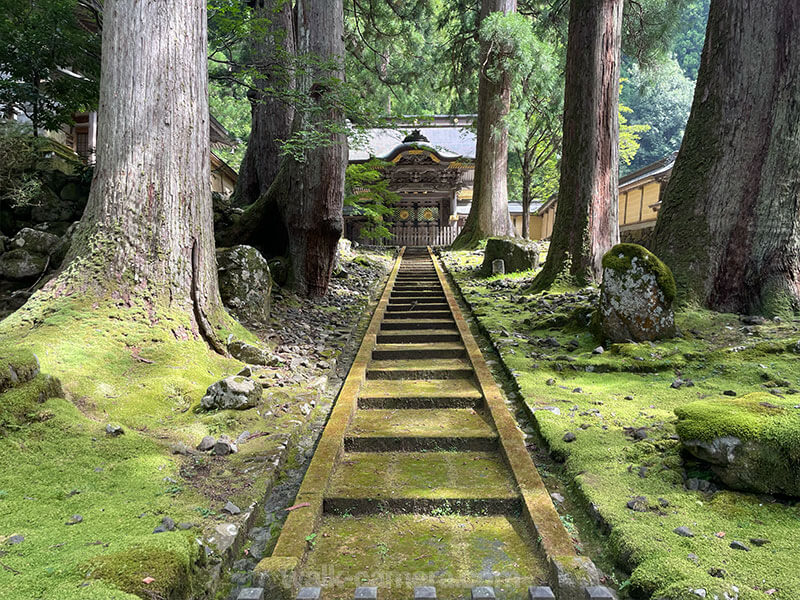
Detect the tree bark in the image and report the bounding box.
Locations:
[52,0,227,352]
[232,0,295,209]
[451,0,516,249]
[651,0,800,316]
[276,0,345,297]
[521,152,531,239]
[531,0,622,290]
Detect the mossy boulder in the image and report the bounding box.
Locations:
[201,375,262,411]
[480,237,539,275]
[675,393,800,496]
[217,245,272,324]
[597,243,676,342]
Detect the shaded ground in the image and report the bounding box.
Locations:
[443,249,800,600]
[0,249,392,600]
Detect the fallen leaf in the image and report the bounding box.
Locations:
[715,531,726,538]
[285,502,311,512]
[142,577,155,584]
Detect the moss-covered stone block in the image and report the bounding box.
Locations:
[253,556,299,600]
[597,243,676,342]
[675,392,800,495]
[480,237,539,276]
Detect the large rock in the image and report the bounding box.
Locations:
[480,237,539,275]
[9,228,60,255]
[597,243,676,342]
[228,340,271,365]
[201,376,263,411]
[217,245,272,324]
[0,248,48,280]
[676,393,800,496]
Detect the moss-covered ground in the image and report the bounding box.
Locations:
[301,513,548,600]
[0,250,392,599]
[443,250,800,600]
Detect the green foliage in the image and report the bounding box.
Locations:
[344,159,398,242]
[619,94,651,167]
[208,81,249,170]
[0,0,100,133]
[620,59,694,173]
[670,0,710,79]
[0,122,47,207]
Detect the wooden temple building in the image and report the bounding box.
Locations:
[346,116,476,246]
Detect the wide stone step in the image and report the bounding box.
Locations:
[326,451,518,505]
[380,320,455,331]
[372,343,466,360]
[367,357,473,380]
[376,330,461,344]
[359,378,482,404]
[391,290,446,297]
[386,299,448,307]
[345,408,497,451]
[383,310,453,320]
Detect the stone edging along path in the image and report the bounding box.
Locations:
[254,247,605,599]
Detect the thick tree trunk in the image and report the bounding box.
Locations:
[276,0,345,297]
[651,0,800,315]
[532,0,622,290]
[521,152,531,239]
[54,0,227,351]
[451,0,516,249]
[232,0,295,210]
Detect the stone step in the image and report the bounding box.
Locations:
[386,300,449,309]
[383,310,453,320]
[391,291,446,298]
[367,357,472,380]
[345,408,497,451]
[326,451,518,505]
[376,330,462,344]
[372,342,466,360]
[380,320,455,331]
[359,378,481,404]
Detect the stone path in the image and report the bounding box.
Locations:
[253,248,614,600]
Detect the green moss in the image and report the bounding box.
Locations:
[0,347,40,392]
[441,249,800,598]
[601,243,677,302]
[0,373,62,432]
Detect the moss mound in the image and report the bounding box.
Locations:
[601,243,677,302]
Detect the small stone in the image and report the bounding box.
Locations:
[723,390,737,396]
[674,526,695,538]
[196,436,215,451]
[105,424,124,436]
[550,492,565,504]
[749,537,770,547]
[414,586,437,599]
[563,432,577,443]
[687,553,699,563]
[708,567,726,578]
[213,435,238,456]
[584,586,618,600]
[624,395,634,400]
[626,496,648,512]
[658,497,669,507]
[730,540,750,551]
[161,516,175,531]
[296,588,322,600]
[65,514,83,525]
[572,387,583,393]
[592,346,605,355]
[471,587,496,600]
[237,588,265,600]
[670,379,684,389]
[528,586,555,600]
[237,366,252,377]
[7,535,24,545]
[170,442,191,455]
[223,501,241,515]
[354,587,378,599]
[236,431,251,445]
[177,522,194,530]
[546,378,556,386]
[201,376,262,411]
[692,591,707,599]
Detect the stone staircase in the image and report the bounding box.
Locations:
[255,248,614,600]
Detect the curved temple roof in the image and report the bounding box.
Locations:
[349,119,477,162]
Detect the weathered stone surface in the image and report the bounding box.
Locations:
[597,244,676,342]
[10,227,60,255]
[676,393,800,496]
[0,248,48,280]
[480,237,539,275]
[228,340,271,365]
[197,435,215,451]
[201,376,262,411]
[217,245,272,324]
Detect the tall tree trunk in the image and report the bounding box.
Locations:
[275,0,345,297]
[521,151,531,239]
[651,0,800,316]
[451,0,516,249]
[531,0,622,290]
[232,0,295,210]
[53,0,227,352]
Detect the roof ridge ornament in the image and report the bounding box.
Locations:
[403,129,430,144]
